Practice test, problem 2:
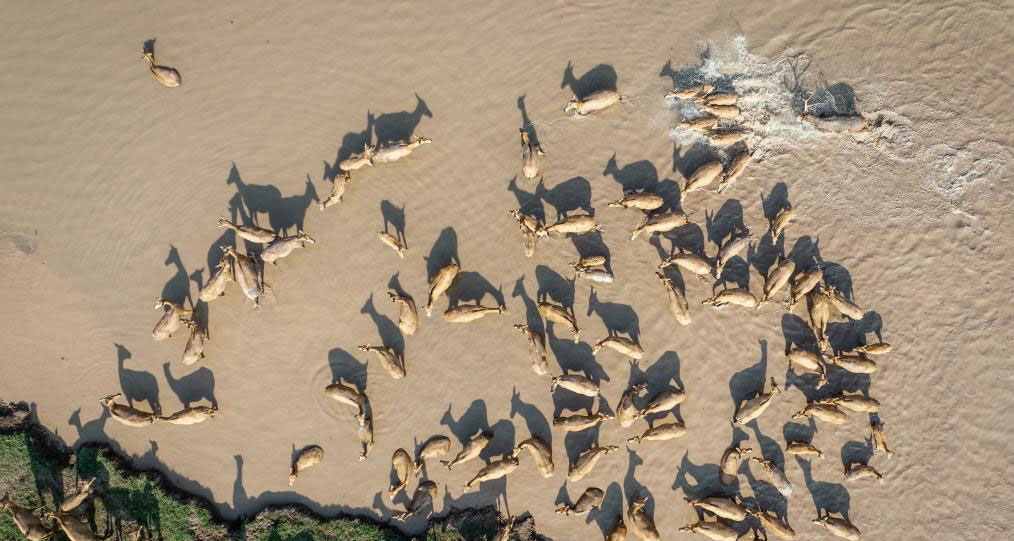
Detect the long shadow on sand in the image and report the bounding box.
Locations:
[511,275,544,337]
[323,112,375,183]
[517,95,543,149]
[586,288,639,344]
[115,344,160,412]
[425,227,460,283]
[602,154,682,212]
[380,200,408,249]
[445,272,505,309]
[509,388,552,449]
[328,347,369,392]
[161,244,193,309]
[562,61,618,98]
[226,163,317,236]
[360,294,405,357]
[373,94,433,146]
[162,362,217,409]
[729,340,768,413]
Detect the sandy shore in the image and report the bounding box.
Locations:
[1,1,1013,539]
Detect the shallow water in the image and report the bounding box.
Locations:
[1,1,1013,539]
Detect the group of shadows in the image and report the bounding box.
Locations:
[358,62,871,536]
[54,53,867,539]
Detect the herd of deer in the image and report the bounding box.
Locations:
[3,47,887,541]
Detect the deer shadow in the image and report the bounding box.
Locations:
[590,482,624,537]
[671,451,731,499]
[570,231,613,274]
[360,293,405,357]
[797,457,851,519]
[782,420,817,446]
[327,348,368,392]
[762,182,792,222]
[659,50,736,94]
[510,387,552,447]
[562,427,602,473]
[205,230,238,285]
[659,221,707,263]
[373,94,432,145]
[22,403,65,507]
[226,163,317,236]
[445,271,504,308]
[603,154,684,213]
[561,61,618,98]
[673,141,723,180]
[205,192,241,273]
[68,407,109,443]
[506,177,547,224]
[840,440,874,470]
[623,448,648,510]
[820,262,854,300]
[440,399,491,446]
[707,204,752,289]
[705,200,746,250]
[115,344,159,412]
[602,154,660,193]
[481,419,516,463]
[713,260,751,293]
[187,297,210,335]
[535,265,576,309]
[543,313,609,385]
[323,111,375,182]
[729,340,768,412]
[511,275,544,336]
[787,235,823,271]
[161,245,192,308]
[587,288,640,343]
[232,455,250,515]
[535,177,594,220]
[162,363,217,409]
[628,351,684,394]
[659,56,732,91]
[387,272,409,298]
[781,314,819,353]
[816,367,872,404]
[517,95,542,149]
[748,422,786,475]
[425,227,460,283]
[748,231,786,281]
[628,351,684,425]
[827,312,884,355]
[380,200,407,248]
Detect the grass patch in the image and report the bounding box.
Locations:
[242,507,405,541]
[0,400,532,541]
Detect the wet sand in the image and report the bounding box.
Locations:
[1,1,1013,539]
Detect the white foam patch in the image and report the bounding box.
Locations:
[664,35,825,161]
[922,140,1012,205]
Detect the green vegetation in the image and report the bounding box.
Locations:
[0,429,229,540]
[241,508,404,541]
[0,403,526,541]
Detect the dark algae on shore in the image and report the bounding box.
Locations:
[0,400,538,540]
